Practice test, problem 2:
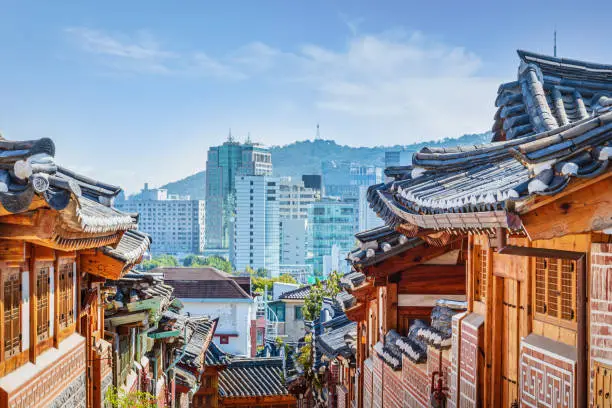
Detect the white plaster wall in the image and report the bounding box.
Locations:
[180,300,254,356]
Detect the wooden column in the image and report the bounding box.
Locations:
[386,282,398,332]
[53,256,60,348]
[28,245,36,363]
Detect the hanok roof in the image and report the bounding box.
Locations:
[368,51,612,233]
[205,341,229,366]
[161,267,251,299]
[347,225,425,267]
[278,284,312,300]
[0,135,149,271]
[218,357,290,398]
[316,314,357,359]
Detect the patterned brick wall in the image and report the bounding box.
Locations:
[402,357,429,408]
[590,242,612,405]
[4,335,87,408]
[336,385,349,408]
[382,364,403,408]
[459,313,484,408]
[519,333,576,408]
[363,358,373,408]
[447,312,467,408]
[372,355,383,408]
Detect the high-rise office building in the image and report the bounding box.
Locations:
[301,174,322,195]
[358,185,384,231]
[384,150,412,168]
[234,176,280,277]
[321,161,383,199]
[279,218,307,265]
[205,139,272,250]
[306,197,358,275]
[116,184,205,256]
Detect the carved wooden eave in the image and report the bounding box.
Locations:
[349,281,375,303]
[80,248,131,280]
[519,173,612,241]
[344,302,366,322]
[363,238,463,279]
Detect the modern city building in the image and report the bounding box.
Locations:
[116,183,205,256]
[384,149,412,167]
[307,197,358,275]
[280,218,308,265]
[321,161,382,199]
[205,138,272,251]
[301,174,322,197]
[234,175,280,277]
[358,185,384,231]
[278,177,316,219]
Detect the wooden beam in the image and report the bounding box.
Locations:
[0,210,57,240]
[364,241,461,278]
[498,245,584,260]
[80,251,126,280]
[397,264,466,295]
[521,176,612,240]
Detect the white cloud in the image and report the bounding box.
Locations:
[65,27,245,79]
[64,25,500,149]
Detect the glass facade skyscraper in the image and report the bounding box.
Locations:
[205,140,272,250]
[306,197,358,275]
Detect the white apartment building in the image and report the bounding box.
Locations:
[278,178,316,219]
[279,218,307,265]
[234,176,280,277]
[116,184,205,256]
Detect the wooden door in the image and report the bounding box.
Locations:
[501,278,519,407]
[594,360,612,408]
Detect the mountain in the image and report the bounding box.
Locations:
[131,132,490,199]
[269,132,491,179]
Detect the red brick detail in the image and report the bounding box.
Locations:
[458,314,483,408]
[402,356,428,408]
[336,384,349,408]
[372,355,383,408]
[382,363,403,408]
[363,358,374,408]
[520,337,576,407]
[447,312,467,408]
[590,242,612,405]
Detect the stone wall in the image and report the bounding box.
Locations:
[336,384,349,408]
[48,373,87,408]
[590,242,612,404]
[100,372,113,408]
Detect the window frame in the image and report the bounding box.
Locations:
[57,258,75,333]
[2,266,22,361]
[35,261,53,348]
[532,256,577,330]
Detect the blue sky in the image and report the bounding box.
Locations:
[0,0,610,193]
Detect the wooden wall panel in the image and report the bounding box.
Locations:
[397,265,465,295]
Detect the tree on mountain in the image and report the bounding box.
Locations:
[140,254,178,271]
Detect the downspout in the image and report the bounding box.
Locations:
[105,331,120,388]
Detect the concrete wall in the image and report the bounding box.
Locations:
[180,299,254,356]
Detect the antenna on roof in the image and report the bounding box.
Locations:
[228,128,234,143]
[316,123,321,140]
[554,29,557,57]
[246,132,252,144]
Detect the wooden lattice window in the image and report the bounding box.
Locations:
[58,261,74,329]
[534,257,577,324]
[474,247,488,301]
[3,268,21,359]
[36,265,51,341]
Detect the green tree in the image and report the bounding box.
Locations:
[205,255,233,274]
[182,254,205,266]
[251,274,298,295]
[105,386,156,408]
[297,271,341,393]
[140,254,179,271]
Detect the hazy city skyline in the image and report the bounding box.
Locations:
[1,1,610,192]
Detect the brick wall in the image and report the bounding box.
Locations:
[519,333,576,408]
[459,313,484,408]
[402,356,429,408]
[363,358,373,408]
[382,364,403,408]
[590,242,612,404]
[336,385,349,408]
[447,312,466,408]
[372,355,383,408]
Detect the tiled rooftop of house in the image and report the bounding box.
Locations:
[160,267,251,299]
[218,357,290,398]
